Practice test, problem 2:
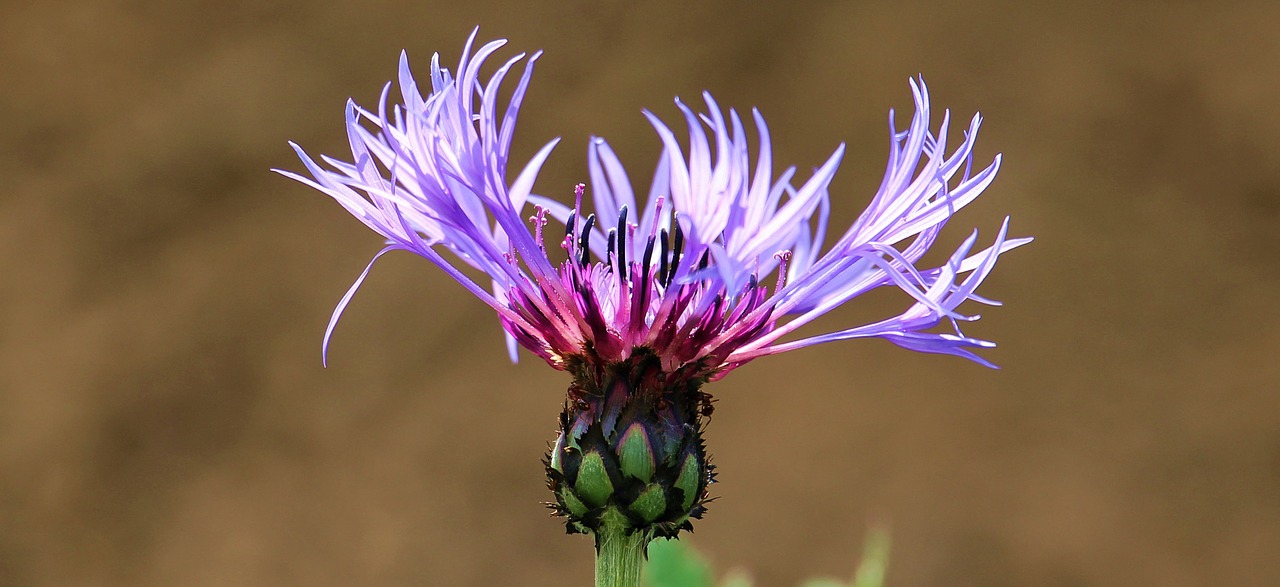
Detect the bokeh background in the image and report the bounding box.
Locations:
[3,1,1279,585]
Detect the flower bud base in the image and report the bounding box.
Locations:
[545,349,715,540]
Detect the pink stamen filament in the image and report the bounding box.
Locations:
[774,250,792,291]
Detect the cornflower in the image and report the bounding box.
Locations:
[278,30,1029,587]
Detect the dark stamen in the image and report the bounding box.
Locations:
[616,206,629,234]
[579,214,596,266]
[607,229,617,268]
[668,223,684,284]
[656,229,669,286]
[641,234,656,290]
[615,206,629,279]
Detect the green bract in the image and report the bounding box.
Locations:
[546,349,714,539]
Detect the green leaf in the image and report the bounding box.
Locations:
[640,525,892,587]
[852,526,890,587]
[642,538,714,587]
[799,579,847,587]
[718,569,753,587]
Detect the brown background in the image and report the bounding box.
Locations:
[3,1,1279,585]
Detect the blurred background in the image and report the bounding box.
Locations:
[3,1,1278,585]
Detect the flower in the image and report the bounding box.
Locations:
[278,30,1028,540]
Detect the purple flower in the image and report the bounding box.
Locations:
[278,30,1030,379]
[281,30,1033,547]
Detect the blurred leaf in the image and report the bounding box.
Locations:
[642,526,891,587]
[642,538,714,587]
[799,579,848,587]
[852,526,891,587]
[719,569,754,587]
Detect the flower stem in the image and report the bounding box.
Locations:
[594,509,650,587]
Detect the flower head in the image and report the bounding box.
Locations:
[279,29,1029,545]
[279,31,1028,381]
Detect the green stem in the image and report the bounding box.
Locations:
[594,509,651,587]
